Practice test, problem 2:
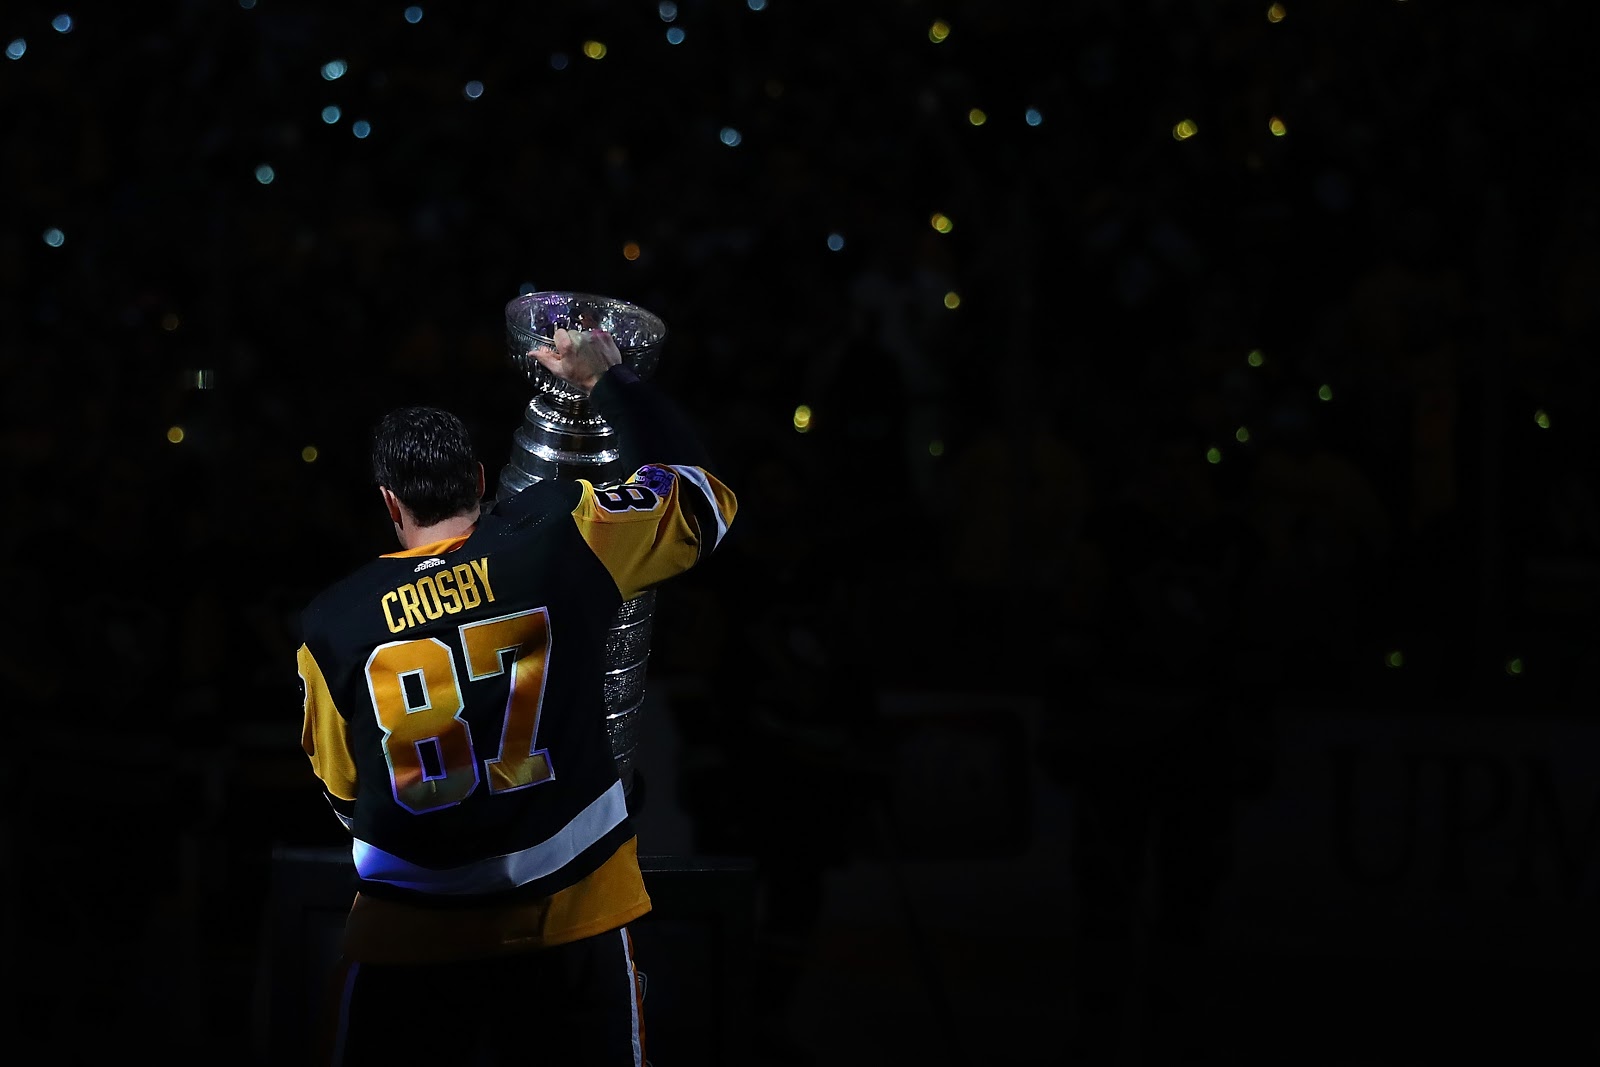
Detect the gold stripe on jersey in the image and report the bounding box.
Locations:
[299,642,357,802]
[339,837,653,964]
[572,467,737,600]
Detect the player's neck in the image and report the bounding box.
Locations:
[398,509,479,551]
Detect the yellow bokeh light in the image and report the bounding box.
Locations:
[167,425,185,444]
[929,440,945,457]
[1267,3,1286,22]
[622,241,641,261]
[929,20,950,43]
[943,291,961,309]
[1535,408,1551,429]
[1269,116,1288,136]
[930,212,954,234]
[1206,446,1222,465]
[301,445,319,463]
[793,404,812,433]
[1247,348,1264,367]
[1235,426,1250,443]
[161,312,181,331]
[583,40,607,59]
[1173,119,1199,141]
[1318,383,1334,401]
[968,108,987,126]
[1387,650,1404,668]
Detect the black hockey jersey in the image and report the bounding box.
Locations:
[297,371,735,956]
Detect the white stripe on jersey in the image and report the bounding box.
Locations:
[667,464,729,551]
[349,779,628,894]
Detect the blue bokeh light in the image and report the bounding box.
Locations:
[747,0,767,10]
[321,59,348,81]
[6,39,26,60]
[1024,107,1043,127]
[463,80,484,99]
[352,119,372,138]
[666,27,685,44]
[255,164,276,184]
[719,127,742,147]
[43,228,65,247]
[321,105,341,124]
[658,2,677,21]
[51,14,73,33]
[404,6,423,24]
[550,53,569,71]
[827,233,845,252]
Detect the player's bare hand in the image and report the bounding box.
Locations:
[530,327,623,394]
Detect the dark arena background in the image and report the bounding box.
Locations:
[3,1,1598,1064]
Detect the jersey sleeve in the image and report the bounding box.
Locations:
[298,641,359,826]
[573,462,738,600]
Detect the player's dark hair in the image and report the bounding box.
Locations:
[371,406,482,527]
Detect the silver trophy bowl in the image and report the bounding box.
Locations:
[497,291,669,796]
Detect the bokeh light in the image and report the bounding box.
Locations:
[1173,119,1199,141]
[720,127,742,146]
[254,164,275,184]
[1247,347,1265,366]
[42,227,64,247]
[826,233,845,252]
[1235,426,1251,443]
[403,6,423,24]
[1025,108,1043,127]
[167,426,186,444]
[1318,383,1334,401]
[161,313,181,331]
[658,2,678,20]
[1387,650,1404,668]
[1535,408,1551,429]
[321,59,348,81]
[1268,3,1286,22]
[666,27,685,44]
[968,108,987,126]
[929,20,950,43]
[622,241,641,261]
[463,80,484,99]
[929,440,945,457]
[321,105,341,124]
[793,404,813,433]
[6,39,26,60]
[583,40,607,60]
[1206,446,1222,464]
[1506,657,1524,676]
[747,0,767,10]
[943,291,961,309]
[302,445,320,463]
[930,212,954,234]
[1269,116,1288,136]
[352,119,372,139]
[51,14,73,33]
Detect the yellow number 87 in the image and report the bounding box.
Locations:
[364,607,554,814]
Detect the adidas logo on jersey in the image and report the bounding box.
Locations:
[413,557,447,573]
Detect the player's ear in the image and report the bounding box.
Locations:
[379,485,403,525]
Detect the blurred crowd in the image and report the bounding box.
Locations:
[2,0,1597,1059]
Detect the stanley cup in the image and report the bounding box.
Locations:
[497,291,668,797]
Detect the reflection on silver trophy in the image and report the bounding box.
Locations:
[497,291,668,797]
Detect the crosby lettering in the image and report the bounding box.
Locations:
[380,556,496,634]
